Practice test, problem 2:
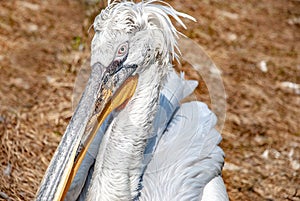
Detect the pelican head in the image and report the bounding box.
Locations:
[36,1,194,200]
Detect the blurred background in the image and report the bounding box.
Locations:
[0,0,299,200]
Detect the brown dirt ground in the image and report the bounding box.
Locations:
[0,0,299,200]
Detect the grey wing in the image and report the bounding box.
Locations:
[140,101,228,201]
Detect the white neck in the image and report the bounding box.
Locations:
[87,63,163,201]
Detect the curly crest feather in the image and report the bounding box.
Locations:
[94,0,195,60]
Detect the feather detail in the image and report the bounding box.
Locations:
[140,101,226,201]
[162,70,198,107]
[93,0,195,61]
[142,69,198,176]
[201,176,229,201]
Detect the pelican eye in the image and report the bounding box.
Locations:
[116,42,128,57]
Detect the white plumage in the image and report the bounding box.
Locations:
[140,71,228,201]
[38,1,229,200]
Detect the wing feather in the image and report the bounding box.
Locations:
[140,101,227,201]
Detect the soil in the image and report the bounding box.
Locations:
[0,0,299,200]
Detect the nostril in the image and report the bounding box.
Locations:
[91,62,104,76]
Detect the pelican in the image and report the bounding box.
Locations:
[36,0,228,200]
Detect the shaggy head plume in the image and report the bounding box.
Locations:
[93,0,195,60]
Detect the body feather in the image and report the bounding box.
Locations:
[66,70,228,200]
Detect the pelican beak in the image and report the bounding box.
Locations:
[36,61,138,201]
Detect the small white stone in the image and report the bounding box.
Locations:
[28,23,39,32]
[46,76,56,84]
[280,81,300,95]
[223,162,240,171]
[261,149,269,159]
[291,160,300,170]
[227,33,237,41]
[258,60,268,72]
